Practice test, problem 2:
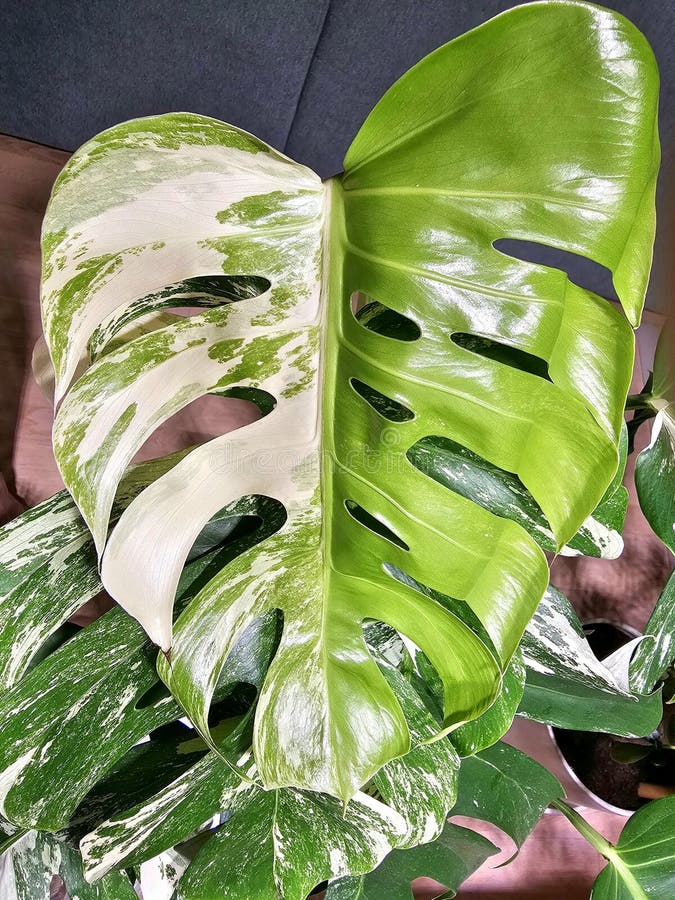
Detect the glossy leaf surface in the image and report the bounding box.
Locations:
[635,323,675,554]
[556,797,675,900]
[36,1,659,804]
[636,405,675,555]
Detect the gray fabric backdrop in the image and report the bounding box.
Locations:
[3,0,673,311]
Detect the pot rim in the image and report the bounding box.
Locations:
[547,724,634,817]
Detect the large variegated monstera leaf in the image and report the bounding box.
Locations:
[38,1,658,805]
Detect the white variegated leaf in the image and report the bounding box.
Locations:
[0,830,135,900]
[81,638,458,884]
[519,586,663,736]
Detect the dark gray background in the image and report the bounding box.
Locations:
[2,0,673,311]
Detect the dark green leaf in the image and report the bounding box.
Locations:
[635,323,674,553]
[592,796,675,898]
[325,822,497,900]
[451,742,562,858]
[555,796,675,900]
[635,403,675,554]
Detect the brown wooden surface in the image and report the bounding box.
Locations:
[0,132,668,898]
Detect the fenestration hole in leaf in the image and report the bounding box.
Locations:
[181,498,287,601]
[383,562,494,650]
[208,684,258,726]
[89,274,271,360]
[406,435,556,549]
[350,378,415,422]
[25,622,81,674]
[210,385,277,417]
[451,332,551,380]
[352,293,422,342]
[152,274,271,320]
[50,877,67,897]
[493,238,618,302]
[185,512,262,565]
[130,392,262,464]
[344,500,409,551]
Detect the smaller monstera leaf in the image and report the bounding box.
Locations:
[555,797,675,900]
[81,629,459,893]
[519,586,662,737]
[176,786,407,900]
[323,822,498,900]
[591,796,675,899]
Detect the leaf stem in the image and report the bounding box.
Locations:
[625,392,655,411]
[552,800,648,899]
[551,799,612,855]
[0,827,29,855]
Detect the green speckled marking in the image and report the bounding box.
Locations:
[57,404,137,523]
[52,113,272,195]
[216,190,317,228]
[41,228,67,281]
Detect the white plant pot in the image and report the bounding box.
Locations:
[505,715,633,818]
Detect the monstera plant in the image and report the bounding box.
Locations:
[0,1,669,897]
